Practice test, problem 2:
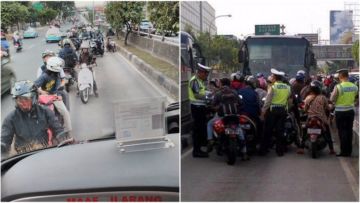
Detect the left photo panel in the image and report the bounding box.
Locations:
[1,1,180,201]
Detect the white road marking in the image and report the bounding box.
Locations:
[338,157,359,201]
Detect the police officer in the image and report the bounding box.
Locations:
[189,63,211,158]
[259,68,291,156]
[330,69,358,157]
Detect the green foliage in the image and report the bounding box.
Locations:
[105,1,145,45]
[147,2,179,36]
[352,40,359,65]
[1,2,29,30]
[195,32,240,73]
[184,23,196,39]
[38,8,58,25]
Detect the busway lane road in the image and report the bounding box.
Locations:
[1,25,172,143]
[181,141,358,201]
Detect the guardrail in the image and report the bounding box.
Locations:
[133,30,179,45]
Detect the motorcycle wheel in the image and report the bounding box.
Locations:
[80,87,89,104]
[311,141,317,159]
[226,139,237,165]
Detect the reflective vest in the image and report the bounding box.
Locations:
[188,75,206,105]
[335,81,358,111]
[271,81,291,108]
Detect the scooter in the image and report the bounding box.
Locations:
[14,41,22,52]
[238,114,258,154]
[304,116,327,158]
[77,63,95,104]
[106,37,116,52]
[38,94,64,146]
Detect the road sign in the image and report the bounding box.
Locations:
[255,24,280,35]
[312,44,353,60]
[297,33,319,45]
[32,2,44,12]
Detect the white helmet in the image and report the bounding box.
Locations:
[46,57,64,72]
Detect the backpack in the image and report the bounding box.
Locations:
[218,88,242,117]
[63,50,76,68]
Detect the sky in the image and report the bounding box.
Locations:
[207,0,354,40]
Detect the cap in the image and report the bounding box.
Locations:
[270,68,285,76]
[197,63,211,72]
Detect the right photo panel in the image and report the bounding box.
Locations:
[180,0,359,201]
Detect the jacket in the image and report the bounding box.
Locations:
[1,105,64,154]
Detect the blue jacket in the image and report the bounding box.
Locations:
[238,86,261,119]
[1,39,9,50]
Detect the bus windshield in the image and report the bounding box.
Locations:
[247,37,308,76]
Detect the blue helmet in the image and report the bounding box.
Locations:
[295,72,305,81]
[256,73,264,78]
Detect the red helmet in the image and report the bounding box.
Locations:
[213,119,225,134]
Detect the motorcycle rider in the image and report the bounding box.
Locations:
[37,50,70,111]
[1,32,10,55]
[34,57,72,134]
[1,80,65,158]
[12,31,22,46]
[297,80,335,154]
[291,71,305,97]
[211,77,249,160]
[330,69,358,157]
[259,68,291,156]
[188,63,211,158]
[79,43,99,97]
[230,72,245,91]
[59,39,78,82]
[106,27,116,37]
[256,73,267,90]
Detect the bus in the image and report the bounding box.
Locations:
[238,35,316,77]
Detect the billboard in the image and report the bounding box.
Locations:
[297,33,319,45]
[330,10,353,44]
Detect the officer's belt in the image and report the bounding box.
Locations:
[270,104,287,111]
[190,101,206,106]
[335,106,355,112]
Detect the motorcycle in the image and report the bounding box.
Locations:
[90,38,104,57]
[38,94,64,146]
[238,114,258,154]
[304,116,327,158]
[213,115,245,165]
[63,67,76,92]
[14,41,22,52]
[106,37,116,52]
[77,63,96,104]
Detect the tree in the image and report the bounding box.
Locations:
[38,8,58,25]
[148,2,179,39]
[0,2,29,31]
[352,40,359,67]
[105,2,145,45]
[42,1,75,20]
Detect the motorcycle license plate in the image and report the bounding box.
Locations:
[307,128,321,134]
[240,124,250,129]
[225,128,241,135]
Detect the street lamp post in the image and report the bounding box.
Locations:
[208,14,232,35]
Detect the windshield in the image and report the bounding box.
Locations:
[46,28,60,35]
[247,37,308,76]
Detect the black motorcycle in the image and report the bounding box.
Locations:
[90,38,104,57]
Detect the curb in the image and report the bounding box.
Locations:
[116,44,179,99]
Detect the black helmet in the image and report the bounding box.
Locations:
[310,80,322,94]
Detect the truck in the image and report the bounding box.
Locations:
[238,35,316,77]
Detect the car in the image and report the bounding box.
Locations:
[45,28,62,43]
[139,20,156,34]
[23,27,38,38]
[1,102,180,202]
[1,56,16,95]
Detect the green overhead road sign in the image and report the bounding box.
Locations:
[33,2,44,12]
[255,24,280,35]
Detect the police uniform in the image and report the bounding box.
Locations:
[188,63,210,157]
[260,69,291,156]
[330,69,358,157]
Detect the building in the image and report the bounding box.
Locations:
[219,34,238,41]
[181,1,216,35]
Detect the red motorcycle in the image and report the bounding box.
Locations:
[305,116,327,158]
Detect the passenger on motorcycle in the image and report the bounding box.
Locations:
[37,50,70,111]
[34,57,72,134]
[79,43,99,97]
[1,32,10,54]
[1,80,64,158]
[206,78,220,152]
[210,78,249,160]
[256,73,267,90]
[230,72,245,91]
[59,39,78,78]
[297,80,335,154]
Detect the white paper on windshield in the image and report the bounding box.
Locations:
[114,97,166,142]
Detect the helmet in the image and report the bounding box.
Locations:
[310,80,322,92]
[231,72,244,81]
[80,42,89,49]
[63,38,71,46]
[11,80,37,99]
[46,57,64,73]
[349,75,357,84]
[245,75,256,88]
[256,73,264,78]
[295,72,305,81]
[297,70,305,75]
[42,50,55,58]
